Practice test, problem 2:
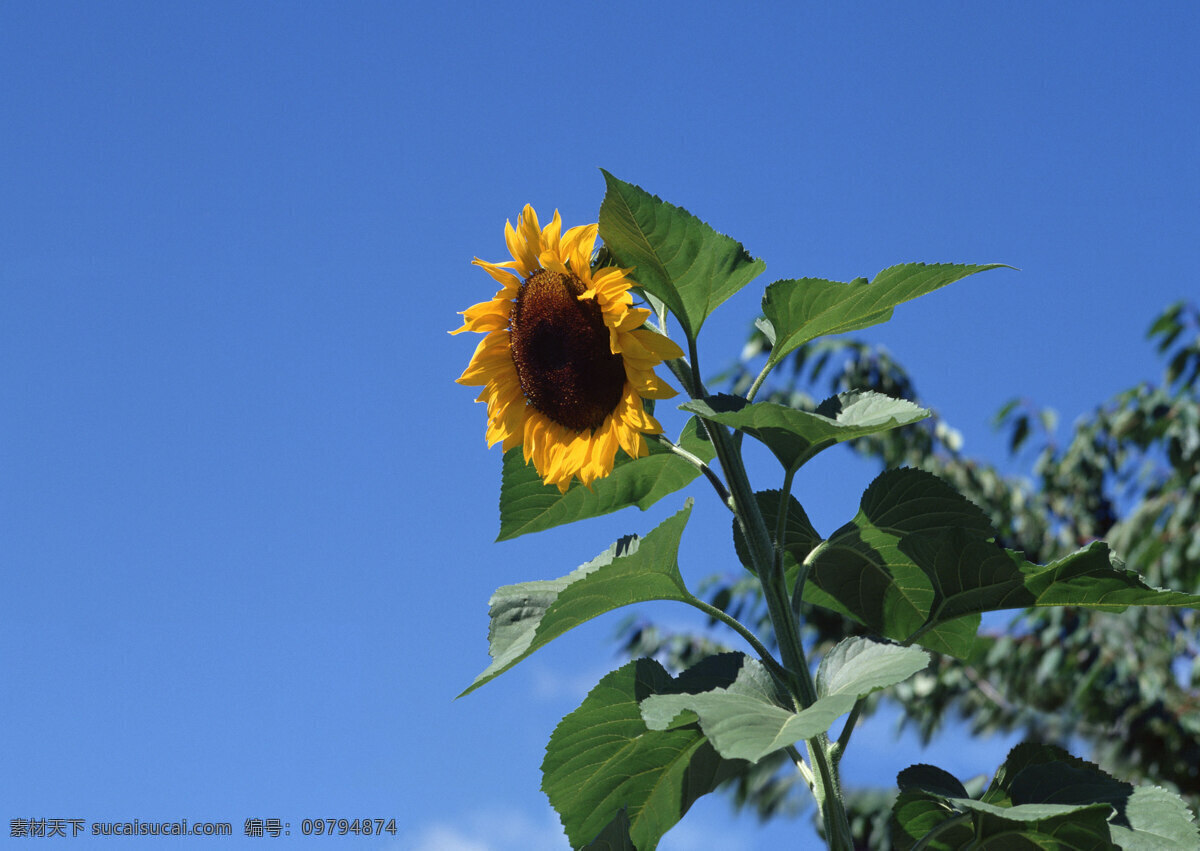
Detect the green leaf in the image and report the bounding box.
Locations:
[498,417,714,541]
[640,656,801,763]
[681,390,929,472]
[1107,786,1200,850]
[904,530,1200,626]
[899,530,1032,627]
[892,791,1113,850]
[803,466,1200,658]
[461,504,694,697]
[815,636,931,704]
[731,489,820,576]
[802,468,995,657]
[897,764,970,799]
[1017,543,1200,610]
[542,659,745,851]
[640,639,927,763]
[762,263,1007,366]
[598,171,765,341]
[893,753,1115,849]
[891,792,970,851]
[998,745,1200,849]
[894,744,1200,851]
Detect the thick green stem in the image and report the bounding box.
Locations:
[680,342,853,850]
[720,439,854,847]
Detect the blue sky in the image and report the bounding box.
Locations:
[2,3,1197,849]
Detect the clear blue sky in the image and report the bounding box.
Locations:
[3,3,1196,849]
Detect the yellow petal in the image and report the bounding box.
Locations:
[563,223,598,273]
[505,217,538,278]
[471,258,522,289]
[542,210,562,255]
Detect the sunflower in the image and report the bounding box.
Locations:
[453,205,684,493]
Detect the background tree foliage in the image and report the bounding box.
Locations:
[616,301,1200,847]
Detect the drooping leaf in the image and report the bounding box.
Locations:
[956,799,1115,847]
[598,171,765,341]
[894,762,1113,848]
[1017,543,1200,610]
[899,789,1117,850]
[682,390,929,472]
[731,489,821,576]
[542,659,745,851]
[461,504,694,697]
[639,640,927,764]
[892,744,1200,850]
[498,417,713,541]
[803,466,1200,658]
[802,468,995,657]
[762,263,1007,366]
[905,530,1200,629]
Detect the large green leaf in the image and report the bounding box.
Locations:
[598,171,765,341]
[762,263,1006,366]
[461,504,694,697]
[892,744,1200,850]
[904,531,1200,632]
[805,470,1200,658]
[897,530,1029,628]
[498,417,713,541]
[803,468,995,657]
[542,658,745,851]
[894,769,1114,847]
[639,639,927,763]
[1017,543,1200,610]
[682,390,929,472]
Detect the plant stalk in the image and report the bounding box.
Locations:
[681,340,854,850]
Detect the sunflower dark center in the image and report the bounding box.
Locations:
[509,269,626,431]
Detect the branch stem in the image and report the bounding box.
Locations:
[685,597,790,684]
[746,357,776,403]
[649,433,733,511]
[671,331,852,849]
[786,744,815,791]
